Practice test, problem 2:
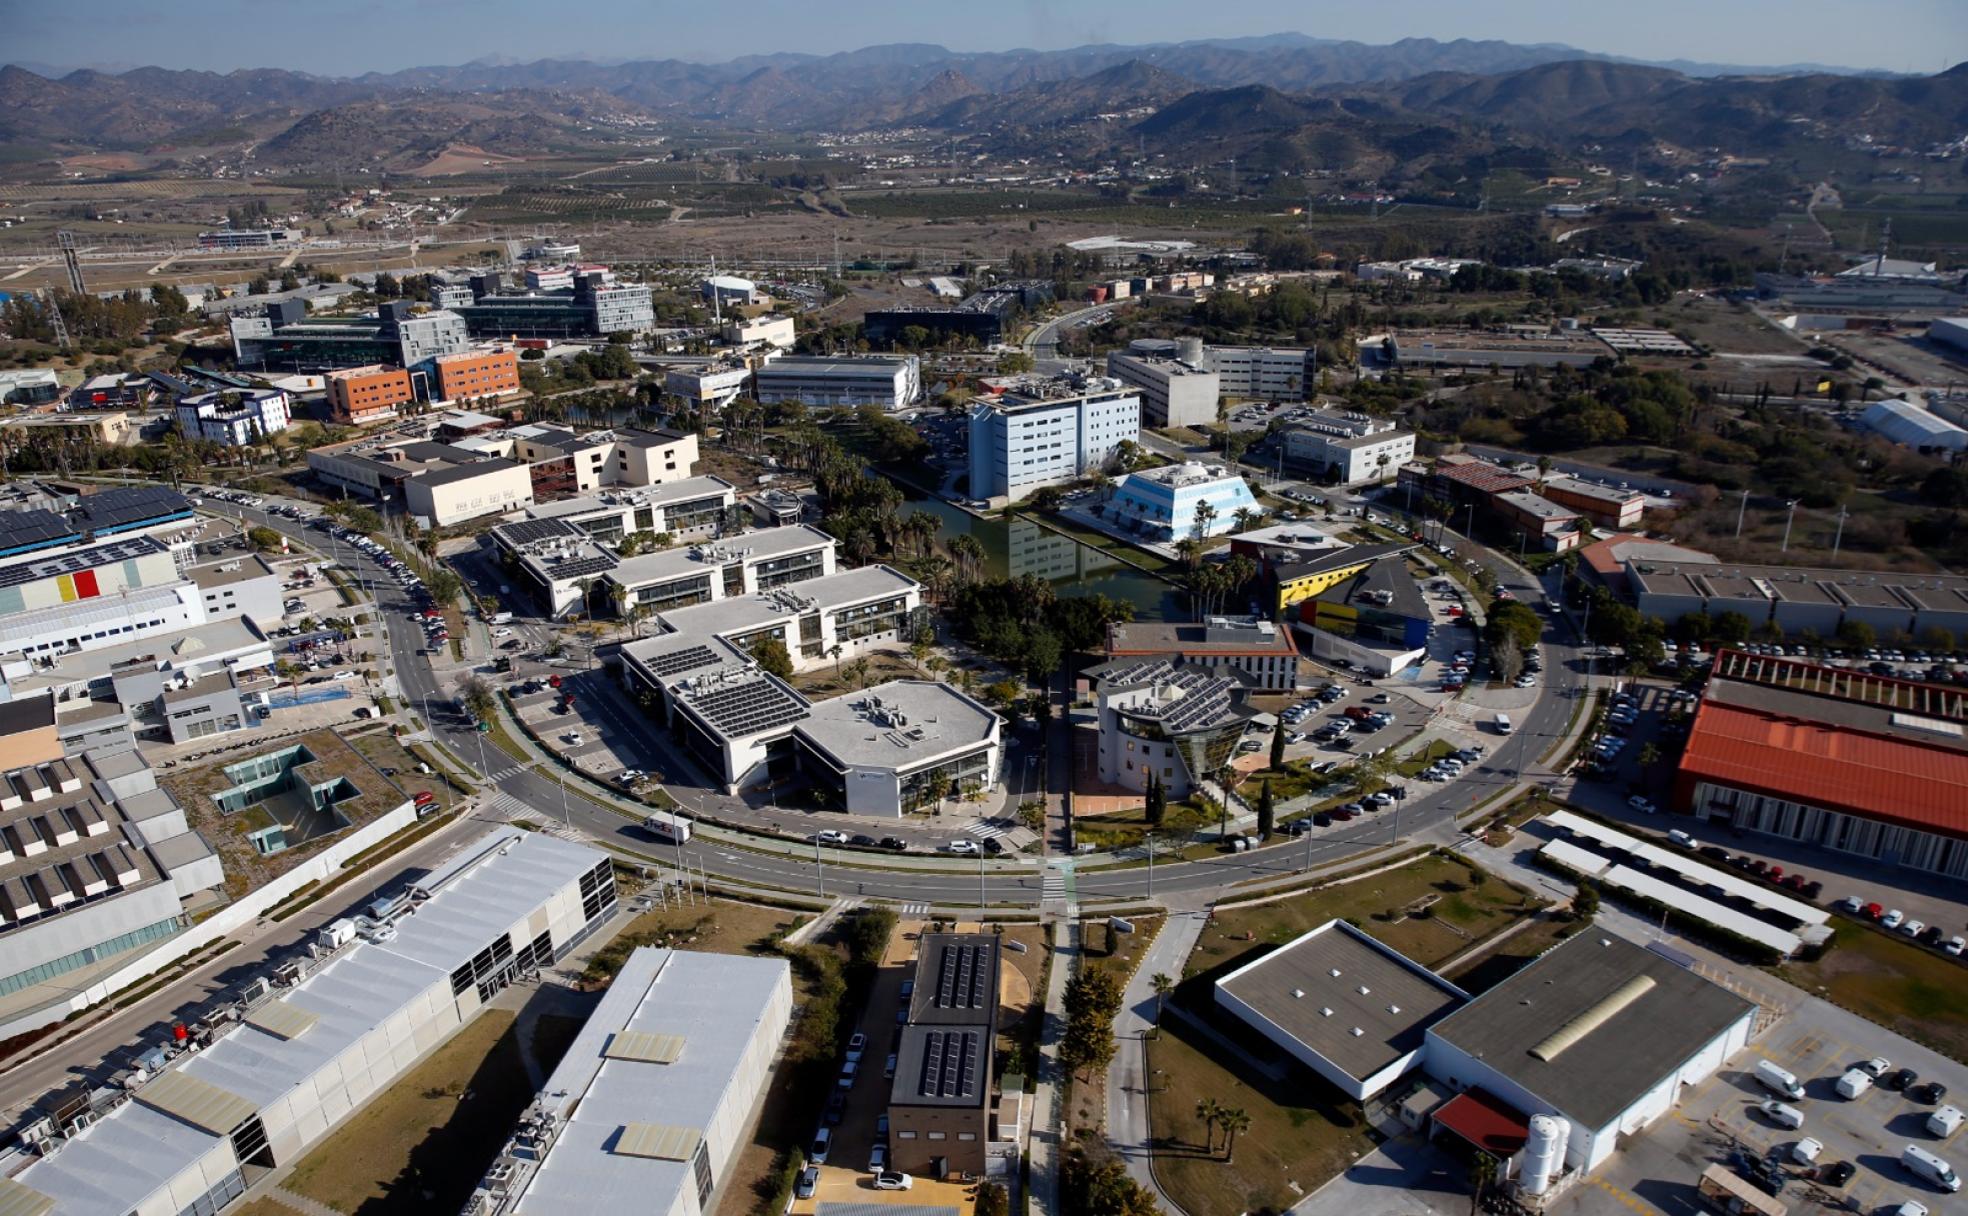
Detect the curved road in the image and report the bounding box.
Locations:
[223,499,1587,911]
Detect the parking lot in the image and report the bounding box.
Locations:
[1577,996,1968,1215]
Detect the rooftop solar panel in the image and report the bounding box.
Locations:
[646,644,720,677]
[681,673,811,738]
[495,517,581,546]
[0,536,166,592]
[547,555,618,581]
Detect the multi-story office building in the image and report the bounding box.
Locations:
[1103,462,1261,542]
[1535,475,1645,530]
[1280,410,1415,485]
[887,933,1001,1177]
[1209,345,1315,400]
[1104,350,1220,428]
[433,348,521,402]
[1088,658,1257,799]
[446,271,654,339]
[518,475,739,543]
[325,365,419,426]
[1103,616,1300,691]
[666,363,752,411]
[0,536,205,663]
[795,682,1001,815]
[174,387,292,448]
[753,355,921,408]
[724,315,796,349]
[967,377,1140,502]
[231,299,471,373]
[604,526,837,614]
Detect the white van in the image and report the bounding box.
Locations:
[1837,1068,1873,1099]
[1930,1105,1965,1139]
[1494,712,1513,735]
[1759,1101,1805,1130]
[1755,1059,1806,1101]
[1901,1144,1961,1192]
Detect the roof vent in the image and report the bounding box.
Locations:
[1329,968,1342,978]
[1292,988,1305,999]
[1388,1004,1401,1015]
[1320,1007,1333,1017]
[1351,1027,1365,1037]
[1357,985,1371,996]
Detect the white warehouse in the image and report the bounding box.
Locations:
[11,830,618,1216]
[469,947,793,1216]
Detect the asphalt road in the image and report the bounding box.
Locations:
[225,495,1589,911]
[1024,301,1129,357]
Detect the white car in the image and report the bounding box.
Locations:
[873,1172,913,1192]
[1882,909,1906,930]
[563,731,584,746]
[1947,936,1965,957]
[1900,919,1927,937]
[813,830,850,845]
[1860,1056,1892,1078]
[330,670,356,682]
[1790,1137,1823,1166]
[492,627,514,638]
[1627,796,1658,814]
[947,840,981,855]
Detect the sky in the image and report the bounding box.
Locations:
[5,0,1964,76]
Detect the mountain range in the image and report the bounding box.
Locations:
[0,34,1961,178]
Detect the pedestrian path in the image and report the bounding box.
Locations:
[900,902,930,916]
[1041,862,1075,906]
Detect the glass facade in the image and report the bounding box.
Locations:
[0,914,181,996]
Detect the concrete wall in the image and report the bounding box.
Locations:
[889,1103,990,1176]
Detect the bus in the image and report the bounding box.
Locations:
[643,810,693,844]
[1494,712,1513,735]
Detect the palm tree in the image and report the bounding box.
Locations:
[1468,1152,1499,1216]
[829,643,845,683]
[846,656,872,690]
[1217,1107,1251,1163]
[1194,1097,1223,1154]
[1231,507,1257,536]
[1150,972,1174,1039]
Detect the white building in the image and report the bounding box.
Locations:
[1930,316,1968,355]
[403,459,537,528]
[1281,410,1416,484]
[0,537,205,664]
[1423,932,1755,1176]
[1089,658,1257,799]
[701,275,758,307]
[12,830,618,1216]
[520,476,740,544]
[651,565,921,673]
[724,315,796,349]
[1858,397,1968,453]
[605,525,838,615]
[1104,350,1220,428]
[1208,346,1315,401]
[470,948,793,1216]
[967,379,1140,502]
[795,682,1001,815]
[174,388,291,448]
[666,364,753,412]
[754,355,920,409]
[1104,462,1261,542]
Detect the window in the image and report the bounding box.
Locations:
[928,1132,947,1141]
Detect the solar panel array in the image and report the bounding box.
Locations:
[1162,672,1238,733]
[548,554,617,581]
[0,536,165,592]
[916,1028,981,1100]
[686,675,810,738]
[70,485,192,531]
[645,643,722,678]
[0,510,78,551]
[934,943,992,1010]
[495,517,581,546]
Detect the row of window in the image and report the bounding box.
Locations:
[893,1131,979,1140]
[0,915,180,996]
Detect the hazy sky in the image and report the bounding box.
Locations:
[6,0,1964,76]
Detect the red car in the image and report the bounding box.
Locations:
[547,675,563,689]
[1864,902,1885,920]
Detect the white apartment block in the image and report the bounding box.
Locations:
[1281,410,1415,484]
[967,380,1141,502]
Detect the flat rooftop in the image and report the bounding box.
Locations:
[797,681,997,770]
[1494,489,1580,522]
[0,535,169,592]
[3,617,269,688]
[657,565,916,636]
[1316,559,1431,621]
[606,525,833,588]
[906,933,1003,1027]
[523,476,736,521]
[891,1024,992,1109]
[1541,476,1645,507]
[1108,616,1296,656]
[504,948,790,1213]
[1217,920,1467,1085]
[1427,931,1753,1131]
[186,554,276,591]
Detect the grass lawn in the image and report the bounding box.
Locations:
[995,924,1050,1081]
[1778,919,1968,1063]
[1145,1024,1369,1216]
[346,729,451,812]
[790,650,930,698]
[582,899,804,986]
[1188,852,1541,979]
[282,1008,573,1214]
[1074,799,1213,851]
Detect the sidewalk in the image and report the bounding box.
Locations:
[1027,918,1079,1216]
[1108,909,1210,1208]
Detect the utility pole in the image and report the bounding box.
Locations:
[1734,489,1750,539]
[1781,500,1800,553]
[1832,505,1850,557]
[814,836,825,898]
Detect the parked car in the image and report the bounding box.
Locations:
[947,840,980,855]
[873,1173,914,1192]
[814,830,850,845]
[796,1167,820,1199]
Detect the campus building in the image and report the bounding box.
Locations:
[325,366,419,426]
[0,536,206,663]
[1103,349,1220,428]
[515,476,740,545]
[432,348,522,403]
[491,521,836,621]
[467,948,793,1216]
[794,682,1001,816]
[1207,345,1315,400]
[1103,616,1300,692]
[230,300,471,373]
[1279,411,1415,485]
[967,377,1140,502]
[1673,649,1968,880]
[447,271,655,339]
[1295,558,1434,677]
[1102,463,1261,543]
[1535,476,1646,531]
[887,933,1001,1178]
[1087,657,1257,799]
[1627,560,1968,640]
[11,830,617,1216]
[174,388,292,448]
[753,355,920,409]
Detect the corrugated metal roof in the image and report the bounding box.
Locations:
[604,1031,684,1064]
[612,1123,701,1161]
[244,1000,320,1041]
[134,1069,258,1136]
[0,1179,54,1216]
[1680,700,1968,839]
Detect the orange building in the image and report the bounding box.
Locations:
[434,349,521,402]
[326,365,415,425]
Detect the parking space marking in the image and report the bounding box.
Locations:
[1586,1177,1652,1214]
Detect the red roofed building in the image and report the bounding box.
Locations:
[1431,1089,1531,1157]
[1673,649,1968,879]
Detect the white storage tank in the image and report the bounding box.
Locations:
[1519,1114,1571,1196]
[1177,336,1206,365]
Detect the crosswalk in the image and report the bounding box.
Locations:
[964,818,1013,840]
[486,765,526,782]
[1041,867,1070,903]
[900,903,930,916]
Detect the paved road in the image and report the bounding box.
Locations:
[1024,301,1129,357]
[222,494,1588,910]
